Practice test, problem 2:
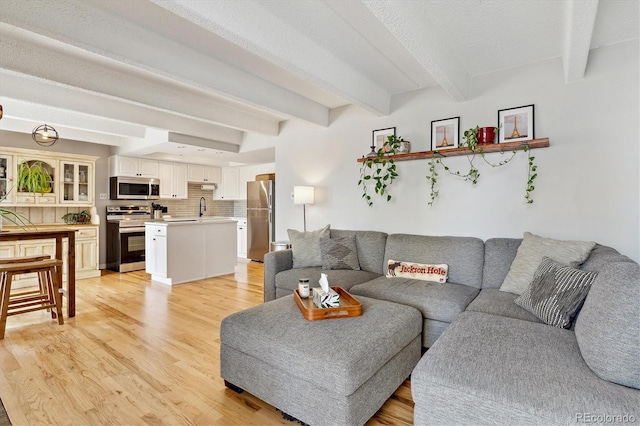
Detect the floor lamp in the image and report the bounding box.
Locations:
[293,186,315,232]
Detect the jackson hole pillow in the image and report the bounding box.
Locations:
[386,260,448,283]
[287,225,331,268]
[320,235,360,270]
[514,257,598,329]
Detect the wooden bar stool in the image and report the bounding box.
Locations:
[0,257,64,339]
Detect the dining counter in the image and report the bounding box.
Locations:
[0,227,77,317]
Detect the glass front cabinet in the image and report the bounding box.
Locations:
[0,154,13,203]
[61,161,93,205]
[15,157,57,205]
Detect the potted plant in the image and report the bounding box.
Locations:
[17,160,53,194]
[62,210,91,225]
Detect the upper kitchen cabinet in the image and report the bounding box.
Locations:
[15,156,57,205]
[109,155,159,178]
[214,168,239,200]
[187,164,221,184]
[237,163,275,199]
[0,147,98,207]
[60,160,93,205]
[159,161,188,199]
[0,154,14,202]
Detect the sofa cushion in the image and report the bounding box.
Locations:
[320,235,360,270]
[465,289,542,323]
[384,234,485,288]
[575,262,640,390]
[330,229,388,274]
[482,238,521,289]
[412,311,640,425]
[515,257,598,329]
[500,232,595,295]
[287,225,330,268]
[580,243,635,272]
[275,267,380,294]
[350,277,479,323]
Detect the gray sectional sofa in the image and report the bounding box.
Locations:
[264,229,640,425]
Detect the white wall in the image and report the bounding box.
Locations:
[245,40,639,262]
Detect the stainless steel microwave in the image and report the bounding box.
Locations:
[110,176,160,200]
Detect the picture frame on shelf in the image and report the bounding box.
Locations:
[372,127,396,152]
[431,117,459,151]
[498,104,534,143]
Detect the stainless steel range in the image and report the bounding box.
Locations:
[106,205,151,272]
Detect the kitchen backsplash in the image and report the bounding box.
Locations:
[154,184,245,218]
[2,184,247,225]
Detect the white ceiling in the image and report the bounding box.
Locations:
[0,0,637,166]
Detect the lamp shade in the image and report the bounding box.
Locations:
[293,186,314,205]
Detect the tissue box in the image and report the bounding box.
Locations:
[313,287,340,308]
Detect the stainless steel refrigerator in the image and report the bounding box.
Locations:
[247,180,275,261]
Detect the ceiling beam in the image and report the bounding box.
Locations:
[0,24,279,136]
[0,70,245,145]
[361,0,470,102]
[0,1,329,128]
[563,0,599,82]
[152,0,392,115]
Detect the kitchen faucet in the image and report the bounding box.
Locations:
[199,197,207,217]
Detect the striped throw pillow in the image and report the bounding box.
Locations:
[514,257,598,328]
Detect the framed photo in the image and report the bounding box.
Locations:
[498,104,534,143]
[431,117,459,151]
[372,127,396,151]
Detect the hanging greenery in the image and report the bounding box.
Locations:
[427,126,538,205]
[358,135,401,206]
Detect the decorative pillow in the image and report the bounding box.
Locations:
[514,257,598,329]
[575,262,640,389]
[320,235,360,270]
[287,225,330,268]
[499,232,595,295]
[386,260,448,283]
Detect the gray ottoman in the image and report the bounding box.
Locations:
[220,295,422,426]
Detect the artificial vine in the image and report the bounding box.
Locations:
[358,135,401,206]
[524,144,537,203]
[426,126,538,205]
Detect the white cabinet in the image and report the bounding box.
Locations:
[145,221,236,285]
[237,163,275,200]
[1,225,99,289]
[187,164,221,183]
[145,225,167,277]
[109,155,159,178]
[0,154,13,202]
[214,168,239,200]
[159,162,188,199]
[0,148,97,207]
[60,160,93,205]
[15,156,58,206]
[237,219,247,258]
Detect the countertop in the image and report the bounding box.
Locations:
[145,217,238,226]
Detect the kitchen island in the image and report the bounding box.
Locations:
[145,218,237,285]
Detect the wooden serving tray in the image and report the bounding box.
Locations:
[293,286,363,321]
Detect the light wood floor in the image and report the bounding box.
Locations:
[0,260,413,425]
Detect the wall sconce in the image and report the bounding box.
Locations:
[293,186,315,232]
[32,124,59,147]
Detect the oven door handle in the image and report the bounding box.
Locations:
[119,227,146,234]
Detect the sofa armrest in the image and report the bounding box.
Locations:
[264,249,293,302]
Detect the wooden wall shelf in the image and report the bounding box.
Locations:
[357,138,549,163]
